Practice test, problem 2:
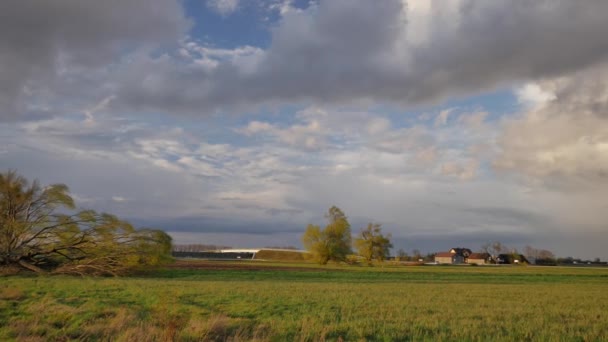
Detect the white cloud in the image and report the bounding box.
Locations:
[515,83,556,109]
[268,0,303,17]
[440,160,479,181]
[207,0,239,16]
[434,108,453,127]
[238,108,329,150]
[82,95,115,124]
[496,63,608,187]
[458,111,488,129]
[112,196,128,203]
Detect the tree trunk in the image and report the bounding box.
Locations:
[18,259,47,273]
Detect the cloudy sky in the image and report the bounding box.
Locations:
[2,0,608,258]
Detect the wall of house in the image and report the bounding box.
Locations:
[435,256,453,264]
[468,258,486,265]
[453,256,464,264]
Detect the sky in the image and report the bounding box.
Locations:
[1,0,608,259]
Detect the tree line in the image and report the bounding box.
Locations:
[301,207,596,266]
[1,170,172,276]
[301,206,393,265]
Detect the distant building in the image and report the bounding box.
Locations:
[450,248,472,258]
[434,248,490,265]
[497,253,529,264]
[435,252,465,264]
[467,253,491,265]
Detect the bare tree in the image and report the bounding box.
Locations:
[396,248,408,261]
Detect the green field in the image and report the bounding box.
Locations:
[2,261,608,341]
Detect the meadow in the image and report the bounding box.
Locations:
[1,261,608,341]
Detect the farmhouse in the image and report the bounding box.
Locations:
[467,253,491,265]
[434,247,479,264]
[434,252,465,264]
[450,248,472,258]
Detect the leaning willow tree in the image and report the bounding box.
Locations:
[0,170,172,275]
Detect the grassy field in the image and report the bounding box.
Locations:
[1,261,608,341]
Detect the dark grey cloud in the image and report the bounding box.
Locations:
[463,206,550,227]
[134,216,304,235]
[115,0,608,114]
[3,1,608,118]
[402,0,608,103]
[0,0,189,120]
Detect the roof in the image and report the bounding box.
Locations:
[219,249,261,253]
[468,253,490,259]
[450,247,472,255]
[218,248,308,254]
[435,252,456,258]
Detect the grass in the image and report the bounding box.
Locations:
[1,261,608,341]
[253,249,307,261]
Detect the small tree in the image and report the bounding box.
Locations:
[0,170,172,275]
[480,241,506,263]
[412,249,422,261]
[396,248,408,261]
[301,206,352,265]
[354,223,392,264]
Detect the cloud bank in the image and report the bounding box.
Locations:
[3,1,608,119]
[1,0,608,258]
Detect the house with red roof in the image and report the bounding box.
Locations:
[434,247,490,265]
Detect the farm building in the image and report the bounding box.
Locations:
[497,253,529,264]
[450,248,472,258]
[172,248,308,261]
[435,247,482,264]
[435,252,465,264]
[467,253,491,265]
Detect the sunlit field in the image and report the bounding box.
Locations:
[2,261,607,341]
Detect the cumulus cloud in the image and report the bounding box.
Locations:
[515,83,557,109]
[113,0,608,115]
[496,63,608,188]
[491,62,608,237]
[0,0,189,120]
[238,111,327,151]
[3,1,608,119]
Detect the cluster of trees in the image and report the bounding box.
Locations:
[301,206,392,265]
[480,242,559,265]
[300,209,601,267]
[523,245,556,265]
[1,171,172,276]
[395,249,435,262]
